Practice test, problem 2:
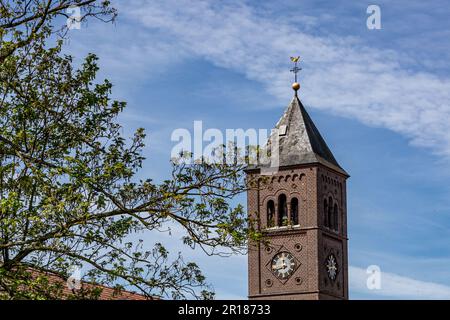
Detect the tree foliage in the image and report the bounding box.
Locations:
[0,1,256,299]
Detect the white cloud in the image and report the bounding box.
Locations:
[116,0,450,157]
[350,265,450,299]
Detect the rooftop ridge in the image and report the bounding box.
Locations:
[256,95,348,176]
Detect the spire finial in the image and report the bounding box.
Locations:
[290,56,301,93]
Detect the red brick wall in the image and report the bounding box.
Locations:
[247,164,348,300]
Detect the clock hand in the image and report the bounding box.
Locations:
[274,263,287,270]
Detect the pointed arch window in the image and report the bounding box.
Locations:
[327,196,333,230]
[324,198,328,227]
[333,203,339,232]
[290,197,299,225]
[278,194,288,226]
[267,200,275,228]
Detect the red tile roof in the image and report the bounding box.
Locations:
[27,269,159,300]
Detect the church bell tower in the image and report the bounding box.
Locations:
[246,58,349,300]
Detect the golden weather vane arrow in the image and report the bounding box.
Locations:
[290,56,301,93]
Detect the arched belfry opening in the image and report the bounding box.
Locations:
[327,196,333,229]
[267,200,275,228]
[278,194,288,226]
[291,197,299,225]
[333,203,339,232]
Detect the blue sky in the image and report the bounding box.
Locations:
[63,0,450,299]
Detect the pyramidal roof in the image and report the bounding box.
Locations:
[261,95,348,176]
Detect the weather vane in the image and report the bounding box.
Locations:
[290,56,301,92]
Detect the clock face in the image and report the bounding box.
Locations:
[271,251,296,279]
[326,254,338,280]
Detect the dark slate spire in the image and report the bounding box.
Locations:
[264,95,348,176]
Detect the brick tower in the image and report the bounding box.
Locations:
[246,82,349,300]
